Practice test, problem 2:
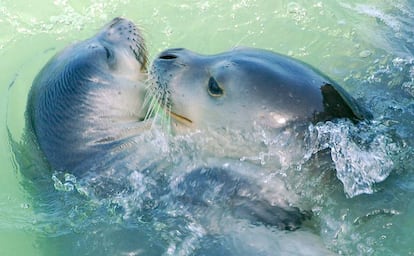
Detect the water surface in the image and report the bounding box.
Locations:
[1,1,414,255]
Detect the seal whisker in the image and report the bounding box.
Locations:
[150,95,165,129]
[145,86,167,130]
[145,95,159,121]
[142,81,161,121]
[165,103,172,132]
[143,93,156,120]
[158,87,172,132]
[143,74,174,132]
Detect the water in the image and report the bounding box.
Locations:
[1,0,414,255]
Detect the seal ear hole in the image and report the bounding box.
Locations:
[207,77,224,97]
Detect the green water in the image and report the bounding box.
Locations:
[1,0,413,255]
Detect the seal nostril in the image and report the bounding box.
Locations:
[159,54,177,60]
[104,47,111,59]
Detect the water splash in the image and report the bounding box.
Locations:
[305,120,395,197]
[52,172,77,192]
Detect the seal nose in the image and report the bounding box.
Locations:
[159,53,178,60]
[158,48,186,60]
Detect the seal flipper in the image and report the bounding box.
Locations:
[176,167,310,231]
[317,83,372,123]
[231,197,311,231]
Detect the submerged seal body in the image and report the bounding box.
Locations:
[27,17,148,174]
[149,47,368,131]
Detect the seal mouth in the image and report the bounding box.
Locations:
[169,111,193,125]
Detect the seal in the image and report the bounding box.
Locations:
[148,47,369,132]
[24,18,311,246]
[26,17,148,175]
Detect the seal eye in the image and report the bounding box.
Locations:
[207,77,224,97]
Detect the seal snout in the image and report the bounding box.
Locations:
[99,17,147,70]
[102,17,139,42]
[108,17,127,28]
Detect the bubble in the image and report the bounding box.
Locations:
[359,50,372,58]
[287,2,302,14]
[52,172,78,192]
[20,203,30,209]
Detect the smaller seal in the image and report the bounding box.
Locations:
[148,47,369,132]
[27,17,148,174]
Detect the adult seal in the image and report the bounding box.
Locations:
[27,17,148,175]
[149,47,369,131]
[24,19,314,239]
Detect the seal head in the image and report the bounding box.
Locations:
[149,47,368,131]
[27,17,148,174]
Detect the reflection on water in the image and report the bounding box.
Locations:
[2,0,414,255]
